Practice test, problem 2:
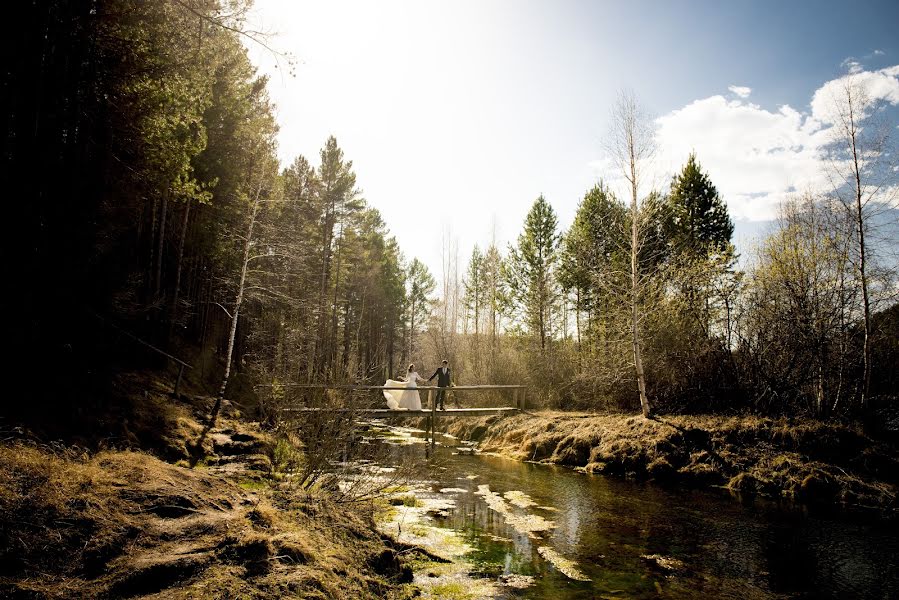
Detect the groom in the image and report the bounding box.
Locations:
[428,359,453,410]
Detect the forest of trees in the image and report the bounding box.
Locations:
[5,1,895,428]
[7,0,428,423]
[444,90,898,421]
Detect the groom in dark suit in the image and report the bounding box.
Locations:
[428,359,453,410]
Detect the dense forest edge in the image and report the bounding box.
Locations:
[3,0,899,598]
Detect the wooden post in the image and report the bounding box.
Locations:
[513,388,519,410]
[427,389,434,452]
[520,387,527,411]
[174,364,185,397]
[430,388,437,451]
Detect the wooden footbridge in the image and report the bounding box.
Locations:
[276,384,527,449]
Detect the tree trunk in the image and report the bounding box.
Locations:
[312,198,335,378]
[212,187,262,421]
[154,188,169,302]
[629,151,651,418]
[575,288,582,367]
[840,82,872,412]
[851,141,872,411]
[408,297,416,360]
[168,198,191,337]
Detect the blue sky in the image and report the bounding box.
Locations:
[246,0,899,279]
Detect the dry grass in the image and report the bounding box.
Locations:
[2,366,424,598]
[444,412,899,510]
[0,442,416,599]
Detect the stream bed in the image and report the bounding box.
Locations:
[365,422,898,599]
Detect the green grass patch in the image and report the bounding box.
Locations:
[271,437,303,474]
[237,478,270,491]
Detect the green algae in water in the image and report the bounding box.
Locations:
[537,546,592,582]
[368,422,899,598]
[504,490,538,508]
[642,553,685,571]
[474,484,554,536]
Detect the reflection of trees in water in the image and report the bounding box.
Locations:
[371,434,899,598]
[765,516,897,597]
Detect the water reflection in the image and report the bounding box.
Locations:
[374,424,898,599]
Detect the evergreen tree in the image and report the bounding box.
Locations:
[507,196,560,352]
[666,153,734,255]
[665,153,738,338]
[406,258,436,360]
[559,183,628,309]
[463,246,487,367]
[559,183,628,358]
[480,243,507,353]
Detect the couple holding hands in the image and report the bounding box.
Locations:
[383,360,454,411]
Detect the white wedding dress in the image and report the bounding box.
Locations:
[384,372,424,410]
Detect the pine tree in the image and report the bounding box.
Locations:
[559,183,628,359]
[666,153,737,337]
[667,153,734,255]
[480,244,506,354]
[406,258,436,361]
[507,196,560,352]
[463,246,487,367]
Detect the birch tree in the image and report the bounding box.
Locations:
[822,74,898,410]
[607,91,656,418]
[212,142,279,420]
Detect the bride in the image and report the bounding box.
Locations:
[384,364,425,410]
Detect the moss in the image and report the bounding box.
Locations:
[647,457,675,481]
[387,494,420,508]
[429,582,469,598]
[237,478,269,491]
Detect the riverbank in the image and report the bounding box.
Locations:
[0,371,417,599]
[442,412,899,511]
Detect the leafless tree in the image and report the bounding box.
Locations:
[607,90,657,418]
[823,73,899,410]
[212,150,279,421]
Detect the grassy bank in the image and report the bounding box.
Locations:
[0,444,417,599]
[0,371,416,599]
[443,412,899,511]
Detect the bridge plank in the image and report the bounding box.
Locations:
[259,384,525,391]
[281,407,520,417]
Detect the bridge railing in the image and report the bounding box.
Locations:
[265,383,527,450]
[258,383,528,411]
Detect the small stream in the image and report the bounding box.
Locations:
[365,422,898,599]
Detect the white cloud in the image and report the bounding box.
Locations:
[873,49,886,56]
[653,98,828,221]
[728,85,752,98]
[811,65,899,123]
[842,58,864,74]
[591,65,899,223]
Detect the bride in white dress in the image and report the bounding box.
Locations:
[384,364,424,410]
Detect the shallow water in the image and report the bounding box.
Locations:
[371,424,899,599]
